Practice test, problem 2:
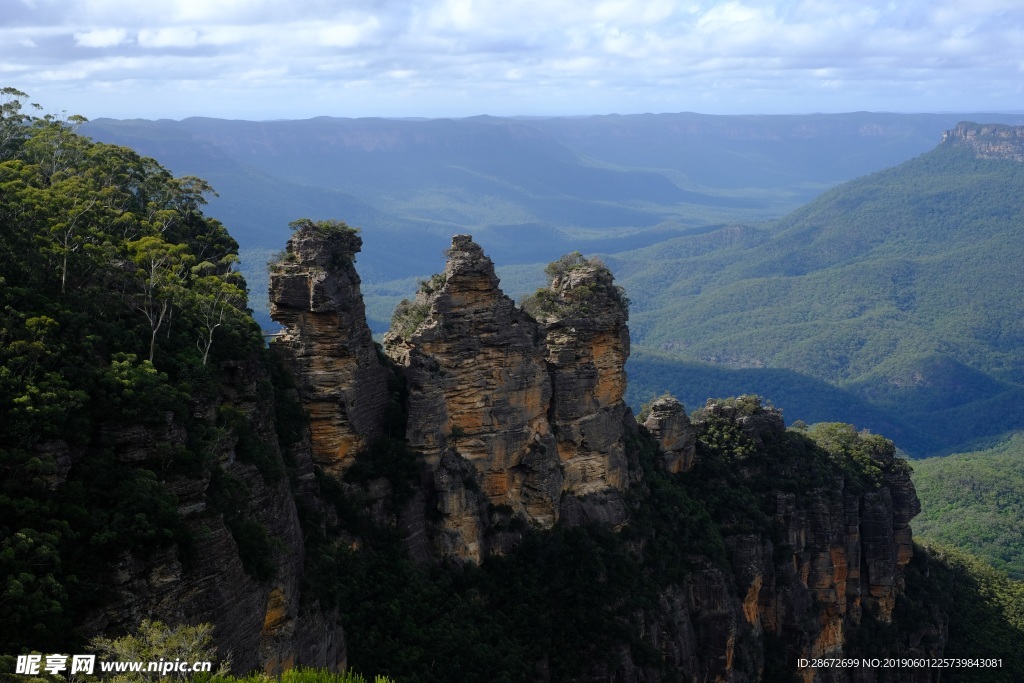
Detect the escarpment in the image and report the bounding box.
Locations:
[612,400,933,682]
[80,358,343,676]
[942,121,1024,161]
[268,220,390,475]
[260,230,940,679]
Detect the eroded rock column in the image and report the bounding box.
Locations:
[384,235,560,561]
[269,221,389,475]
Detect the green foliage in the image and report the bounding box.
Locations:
[342,438,421,507]
[90,620,230,683]
[890,543,1024,681]
[218,405,284,484]
[543,251,590,284]
[522,251,629,319]
[625,430,728,572]
[417,272,446,296]
[912,433,1024,579]
[328,524,654,682]
[616,141,1024,456]
[0,90,264,652]
[192,668,394,683]
[288,218,359,237]
[805,422,907,493]
[389,298,431,339]
[205,467,276,582]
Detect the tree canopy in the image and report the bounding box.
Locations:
[0,90,259,652]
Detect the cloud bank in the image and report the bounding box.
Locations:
[3,0,1023,119]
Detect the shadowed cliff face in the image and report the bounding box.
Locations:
[269,223,390,475]
[82,357,344,676]
[674,401,927,682]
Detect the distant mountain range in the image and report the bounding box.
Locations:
[83,111,1024,278]
[83,113,1024,456]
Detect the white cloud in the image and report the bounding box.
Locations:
[7,0,1024,118]
[138,27,200,48]
[317,18,382,48]
[73,27,130,48]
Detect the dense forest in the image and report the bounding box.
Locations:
[621,136,1024,457]
[912,433,1024,579]
[0,87,261,651]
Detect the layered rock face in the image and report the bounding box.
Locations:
[531,254,633,495]
[642,395,696,473]
[942,121,1024,161]
[633,399,929,682]
[269,222,389,475]
[383,237,634,561]
[82,357,343,675]
[259,230,932,678]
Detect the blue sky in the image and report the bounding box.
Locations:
[3,0,1023,120]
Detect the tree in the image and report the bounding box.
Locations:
[191,258,246,365]
[90,620,230,683]
[126,236,195,363]
[0,87,34,159]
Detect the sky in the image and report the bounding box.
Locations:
[3,0,1024,121]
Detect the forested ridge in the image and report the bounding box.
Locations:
[912,433,1024,579]
[0,87,261,651]
[621,137,1024,457]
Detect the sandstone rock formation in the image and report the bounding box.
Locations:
[684,399,928,681]
[383,236,560,561]
[383,237,637,561]
[81,356,343,675]
[269,220,389,475]
[263,231,934,679]
[942,121,1024,161]
[642,395,696,473]
[529,252,633,496]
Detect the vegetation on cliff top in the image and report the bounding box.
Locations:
[0,89,263,652]
[521,251,629,319]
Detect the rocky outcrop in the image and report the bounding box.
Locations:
[263,230,935,678]
[672,399,932,681]
[383,237,638,561]
[642,395,696,473]
[942,122,1024,161]
[530,253,633,497]
[384,236,561,562]
[269,221,389,475]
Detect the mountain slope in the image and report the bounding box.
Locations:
[619,123,1024,456]
[912,433,1024,579]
